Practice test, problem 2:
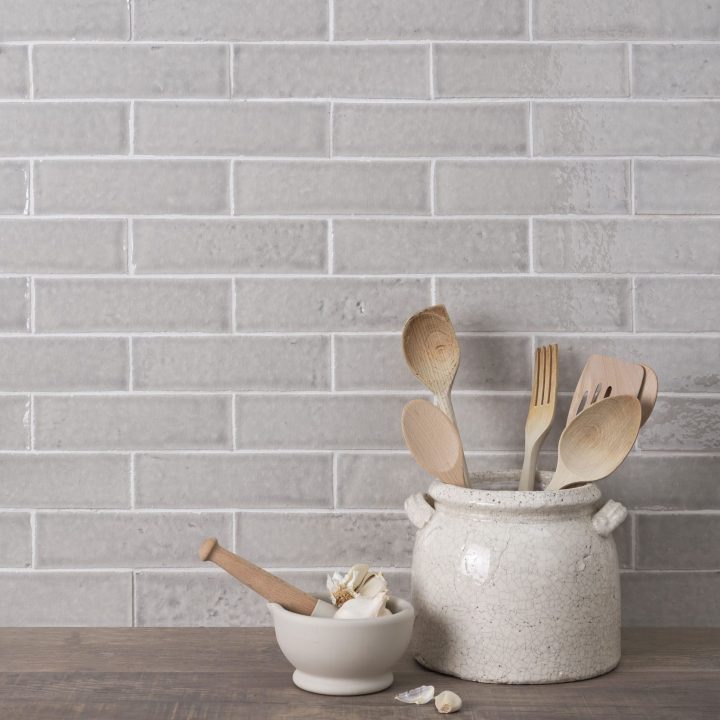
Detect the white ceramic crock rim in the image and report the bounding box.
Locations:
[268,596,414,626]
[428,469,602,511]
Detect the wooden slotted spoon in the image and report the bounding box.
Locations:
[402,399,468,488]
[567,354,645,426]
[518,344,558,491]
[547,395,642,491]
[402,305,468,484]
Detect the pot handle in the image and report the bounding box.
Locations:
[405,493,435,530]
[592,499,628,537]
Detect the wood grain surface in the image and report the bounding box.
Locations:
[0,628,717,719]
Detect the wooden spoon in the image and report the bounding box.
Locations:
[199,538,336,617]
[402,305,468,484]
[638,364,659,427]
[546,395,642,491]
[402,399,468,488]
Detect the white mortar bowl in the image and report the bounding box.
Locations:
[268,597,414,695]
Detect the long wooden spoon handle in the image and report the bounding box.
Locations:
[199,538,317,616]
[436,392,470,486]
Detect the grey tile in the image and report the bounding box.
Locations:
[636,513,720,570]
[134,568,411,626]
[34,44,228,98]
[0,0,130,40]
[236,511,415,567]
[452,394,533,451]
[436,160,629,215]
[0,102,128,156]
[0,45,29,98]
[134,569,329,626]
[334,334,531,391]
[234,160,430,215]
[536,334,720,393]
[335,0,527,40]
[135,101,328,156]
[534,219,720,274]
[0,571,132,626]
[133,0,328,40]
[534,0,720,40]
[0,278,29,331]
[636,278,720,332]
[0,511,31,566]
[0,395,29,450]
[35,160,229,215]
[437,277,632,331]
[633,44,720,98]
[36,511,232,568]
[598,456,720,511]
[0,162,28,213]
[233,44,429,99]
[235,394,412,450]
[615,516,633,570]
[235,278,430,332]
[333,102,527,157]
[333,219,528,274]
[134,453,332,509]
[0,337,128,391]
[535,102,720,156]
[35,279,231,332]
[621,571,720,626]
[0,454,130,509]
[336,453,435,509]
[133,336,330,391]
[639,397,720,452]
[635,160,720,215]
[435,43,628,98]
[0,219,127,273]
[35,395,232,451]
[132,219,327,274]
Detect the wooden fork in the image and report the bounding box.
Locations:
[518,344,558,491]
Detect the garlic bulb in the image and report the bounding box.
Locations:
[435,690,462,714]
[333,591,391,620]
[395,685,435,705]
[326,563,388,607]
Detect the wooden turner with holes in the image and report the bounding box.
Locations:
[567,355,645,426]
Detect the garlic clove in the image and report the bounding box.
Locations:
[395,685,435,705]
[327,563,372,606]
[333,591,390,620]
[435,690,462,714]
[356,571,388,599]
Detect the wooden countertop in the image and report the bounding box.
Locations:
[0,628,717,719]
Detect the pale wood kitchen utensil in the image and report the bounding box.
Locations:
[547,395,642,491]
[401,398,468,488]
[567,354,645,425]
[402,305,469,484]
[199,538,336,617]
[518,344,558,491]
[638,364,659,427]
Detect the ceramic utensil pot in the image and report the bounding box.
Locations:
[405,471,627,684]
[269,597,415,696]
[402,305,469,484]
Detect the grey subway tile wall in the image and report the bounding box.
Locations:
[0,0,716,627]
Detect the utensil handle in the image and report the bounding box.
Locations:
[436,392,470,487]
[199,538,317,616]
[405,493,435,529]
[518,444,540,491]
[592,500,628,537]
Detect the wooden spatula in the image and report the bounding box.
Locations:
[567,354,645,426]
[199,538,336,617]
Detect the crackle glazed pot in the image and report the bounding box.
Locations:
[404,470,628,685]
